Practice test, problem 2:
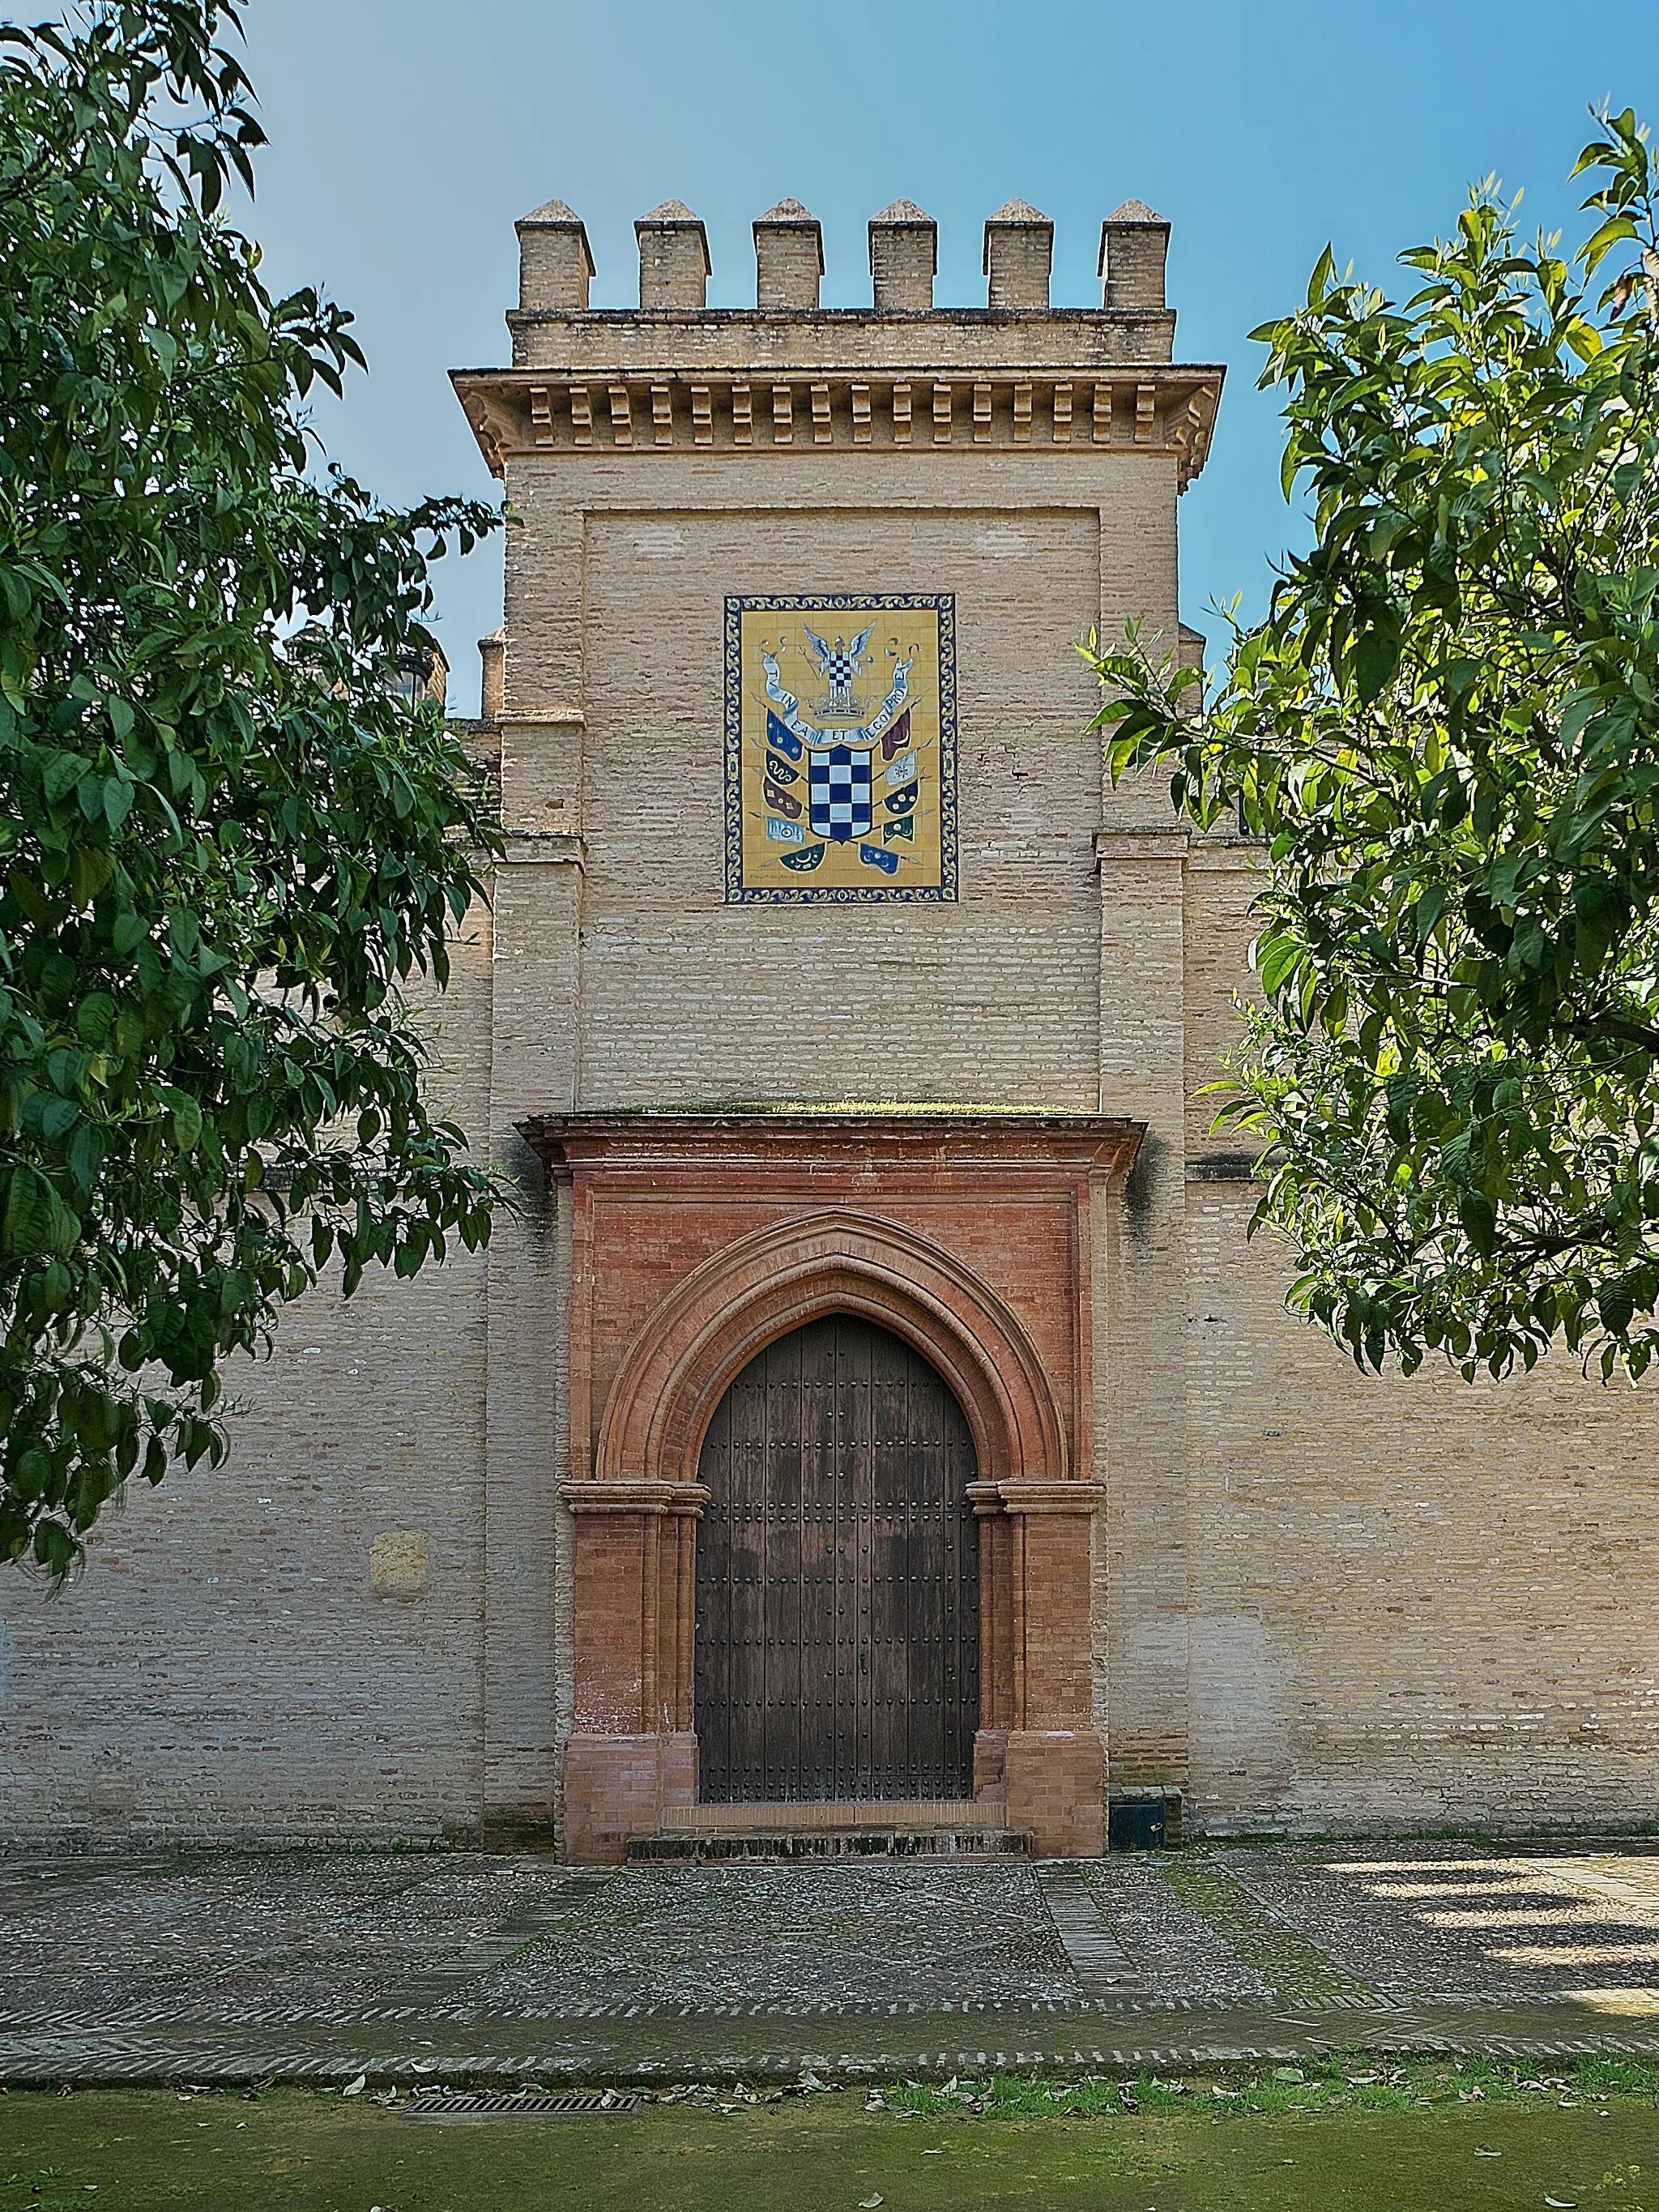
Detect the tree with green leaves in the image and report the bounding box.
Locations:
[0,1,503,1573]
[1088,111,1659,1385]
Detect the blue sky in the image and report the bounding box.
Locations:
[234,0,1657,712]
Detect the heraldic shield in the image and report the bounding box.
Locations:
[808,744,875,843]
[725,594,957,903]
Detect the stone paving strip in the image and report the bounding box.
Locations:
[1032,1864,1142,1997]
[2,1839,1657,2083]
[3,2004,1659,2086]
[1158,1854,1378,2006]
[1078,1857,1273,2006]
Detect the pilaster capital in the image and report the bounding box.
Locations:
[970,1477,1104,1515]
[501,705,586,728]
[500,831,586,869]
[996,1478,1105,1516]
[559,1479,710,1516]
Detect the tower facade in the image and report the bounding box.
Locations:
[453,193,1219,1859]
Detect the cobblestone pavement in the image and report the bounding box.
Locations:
[2,1839,1658,2083]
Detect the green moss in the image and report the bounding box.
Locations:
[1158,1852,1378,2002]
[0,2069,1653,2212]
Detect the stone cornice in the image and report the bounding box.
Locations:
[520,1108,1145,1181]
[452,363,1222,489]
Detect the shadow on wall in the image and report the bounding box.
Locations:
[1123,1129,1162,1249]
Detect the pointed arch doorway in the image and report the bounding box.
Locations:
[533,1120,1145,1862]
[693,1314,979,1803]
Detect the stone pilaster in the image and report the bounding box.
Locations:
[559,1478,707,1864]
[1000,1480,1105,1855]
[1097,829,1192,1799]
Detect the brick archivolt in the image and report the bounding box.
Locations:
[586,1209,1070,1499]
[454,368,1219,487]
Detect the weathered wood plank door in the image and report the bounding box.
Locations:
[694,1315,979,1803]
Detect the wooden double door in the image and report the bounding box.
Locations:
[693,1315,979,1803]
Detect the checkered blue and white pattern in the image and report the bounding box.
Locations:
[808,745,873,843]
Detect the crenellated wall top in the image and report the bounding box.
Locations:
[511,194,1175,322]
[463,193,1222,486]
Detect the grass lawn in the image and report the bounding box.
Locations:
[0,2058,1654,2210]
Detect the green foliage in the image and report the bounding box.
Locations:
[0,2,504,1571]
[1086,109,1659,1385]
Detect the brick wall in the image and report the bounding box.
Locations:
[1180,859,1659,1834]
[0,903,496,1849]
[6,207,1657,1851]
[569,497,1107,1107]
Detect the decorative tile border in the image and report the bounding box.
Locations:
[723,592,957,905]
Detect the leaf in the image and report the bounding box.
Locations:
[1458,1189,1496,1257]
[70,1121,104,1190]
[37,1095,79,1141]
[340,2074,366,2098]
[1259,936,1304,997]
[1582,211,1637,273]
[169,1093,204,1152]
[2,1167,52,1260]
[76,993,116,1046]
[42,752,88,806]
[1354,624,1400,704]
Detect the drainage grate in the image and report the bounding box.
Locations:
[403,2091,641,2121]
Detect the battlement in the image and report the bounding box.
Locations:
[510,194,1172,331]
[461,193,1222,488]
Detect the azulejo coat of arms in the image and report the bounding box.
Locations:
[725,594,957,903]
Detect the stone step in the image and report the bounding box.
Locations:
[626,1827,1034,1863]
[659,1798,1009,1835]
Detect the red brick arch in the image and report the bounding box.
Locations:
[593,1209,1068,1492]
[535,1114,1137,1862]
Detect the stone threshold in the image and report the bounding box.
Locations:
[659,1800,1006,1834]
[628,1830,1031,1863]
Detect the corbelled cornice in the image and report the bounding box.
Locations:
[452,360,1222,488]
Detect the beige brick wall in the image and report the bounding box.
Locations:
[0,904,497,1848]
[1180,856,1659,1834]
[570,489,1110,1107]
[1187,1182,1659,1831]
[6,256,1657,1849]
